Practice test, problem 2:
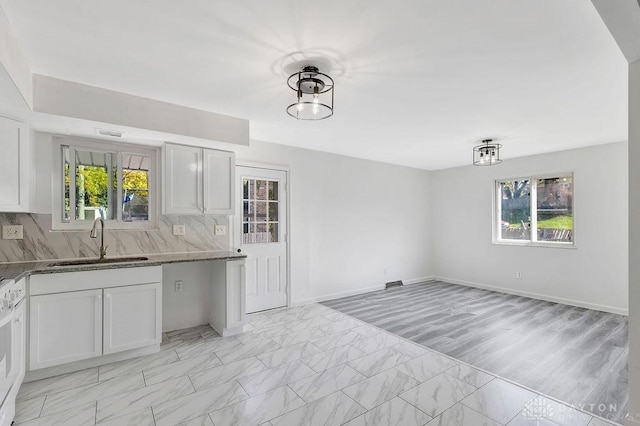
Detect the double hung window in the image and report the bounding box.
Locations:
[496,174,573,246]
[54,137,158,229]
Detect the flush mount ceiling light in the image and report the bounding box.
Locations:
[286,66,334,120]
[473,138,502,166]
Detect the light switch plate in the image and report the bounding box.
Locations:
[172,224,186,236]
[2,225,23,240]
[214,225,227,236]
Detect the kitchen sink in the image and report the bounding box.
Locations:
[47,256,149,267]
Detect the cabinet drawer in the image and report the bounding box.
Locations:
[30,266,162,295]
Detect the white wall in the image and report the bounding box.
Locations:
[162,262,212,332]
[0,5,32,108]
[430,142,628,315]
[236,140,434,305]
[33,75,249,146]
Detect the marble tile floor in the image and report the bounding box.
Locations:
[14,303,618,426]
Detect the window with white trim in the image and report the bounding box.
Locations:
[495,174,573,245]
[53,137,158,229]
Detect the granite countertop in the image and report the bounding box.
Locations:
[0,250,247,283]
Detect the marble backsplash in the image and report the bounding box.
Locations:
[0,213,231,263]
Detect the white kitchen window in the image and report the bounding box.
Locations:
[52,137,159,230]
[495,174,574,246]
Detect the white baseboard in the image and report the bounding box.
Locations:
[404,276,436,285]
[293,284,385,306]
[291,276,436,306]
[434,275,628,316]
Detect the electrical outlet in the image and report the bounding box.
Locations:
[174,280,183,292]
[214,225,227,236]
[172,224,186,236]
[516,272,523,279]
[2,225,23,240]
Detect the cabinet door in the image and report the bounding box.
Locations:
[0,116,28,212]
[164,143,203,214]
[203,149,235,215]
[12,299,26,381]
[226,260,246,330]
[29,290,102,370]
[103,283,162,355]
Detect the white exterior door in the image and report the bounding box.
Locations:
[235,166,288,313]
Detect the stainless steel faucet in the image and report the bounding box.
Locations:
[90,217,108,260]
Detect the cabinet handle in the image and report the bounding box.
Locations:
[106,294,111,299]
[97,295,102,300]
[14,317,21,323]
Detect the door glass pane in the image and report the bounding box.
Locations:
[248,180,255,200]
[256,180,268,200]
[268,181,279,200]
[122,153,150,222]
[536,176,573,242]
[268,223,279,242]
[499,179,531,240]
[243,179,250,199]
[255,201,268,222]
[268,202,278,222]
[243,201,251,221]
[75,150,116,221]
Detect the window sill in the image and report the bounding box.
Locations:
[492,240,577,249]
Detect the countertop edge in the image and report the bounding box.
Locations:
[0,251,247,284]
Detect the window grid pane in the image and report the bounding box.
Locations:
[536,176,573,243]
[499,179,531,241]
[74,150,116,221]
[122,166,150,222]
[63,146,70,222]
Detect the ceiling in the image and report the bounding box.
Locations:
[0,0,628,170]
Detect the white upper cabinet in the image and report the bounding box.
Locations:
[164,143,235,215]
[0,116,30,212]
[164,144,203,214]
[204,149,235,215]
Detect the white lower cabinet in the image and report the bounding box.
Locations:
[30,289,103,370]
[28,266,162,371]
[226,260,246,330]
[209,259,246,336]
[13,294,26,382]
[103,283,161,354]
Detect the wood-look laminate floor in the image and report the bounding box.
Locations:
[322,281,628,423]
